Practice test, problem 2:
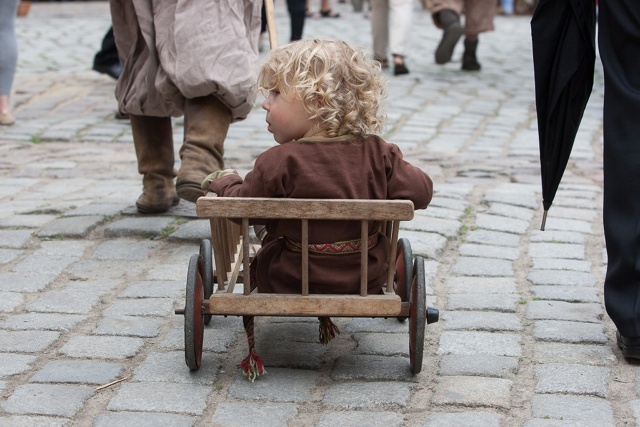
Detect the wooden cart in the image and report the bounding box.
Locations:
[176,196,439,376]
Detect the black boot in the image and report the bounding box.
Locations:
[435,9,463,65]
[462,38,481,71]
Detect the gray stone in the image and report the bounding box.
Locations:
[0,330,60,352]
[103,298,175,317]
[66,203,127,216]
[0,353,37,377]
[118,280,184,298]
[107,382,211,415]
[0,229,33,248]
[432,376,512,409]
[94,412,195,427]
[94,315,165,338]
[423,412,503,427]
[0,271,58,292]
[60,335,144,359]
[533,342,616,366]
[30,360,124,385]
[542,218,592,234]
[133,352,219,384]
[532,258,591,272]
[36,215,103,238]
[92,240,158,261]
[402,215,461,238]
[534,364,609,397]
[323,381,412,409]
[531,286,600,303]
[168,219,211,241]
[533,320,607,344]
[0,416,68,427]
[104,217,175,238]
[0,291,24,313]
[529,243,585,260]
[228,367,319,402]
[0,248,23,264]
[1,384,94,417]
[486,202,535,221]
[345,317,409,333]
[527,300,602,323]
[438,354,519,378]
[459,243,520,260]
[26,288,103,314]
[438,331,521,357]
[451,257,513,277]
[441,311,522,331]
[317,411,404,427]
[447,276,518,294]
[475,213,530,234]
[211,402,297,427]
[530,394,613,425]
[353,332,409,356]
[465,229,521,247]
[528,270,597,287]
[332,355,414,381]
[529,230,585,244]
[0,313,86,331]
[447,293,520,312]
[399,230,448,259]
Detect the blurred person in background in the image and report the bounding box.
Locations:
[0,0,21,126]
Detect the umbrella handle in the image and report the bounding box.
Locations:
[264,0,278,49]
[540,210,548,231]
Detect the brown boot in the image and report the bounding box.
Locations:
[130,115,180,214]
[462,38,481,71]
[176,95,231,203]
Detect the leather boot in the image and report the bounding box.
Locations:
[462,38,482,71]
[130,115,180,214]
[176,95,231,203]
[435,9,463,65]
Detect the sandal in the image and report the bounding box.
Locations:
[393,55,409,76]
[320,9,341,18]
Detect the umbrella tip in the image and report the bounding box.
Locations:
[540,210,548,231]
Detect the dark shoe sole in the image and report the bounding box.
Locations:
[617,331,640,359]
[435,22,463,65]
[176,183,205,204]
[394,63,409,76]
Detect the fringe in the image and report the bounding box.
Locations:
[318,316,340,344]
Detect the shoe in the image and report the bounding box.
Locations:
[435,11,463,65]
[93,62,122,80]
[0,112,15,126]
[320,9,341,18]
[393,55,409,76]
[461,38,481,71]
[617,331,640,359]
[373,55,389,69]
[114,111,129,120]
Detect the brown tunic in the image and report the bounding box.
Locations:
[209,135,433,295]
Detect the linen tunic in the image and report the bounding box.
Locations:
[208,135,433,295]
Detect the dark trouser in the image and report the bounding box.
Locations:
[261,0,306,41]
[599,0,640,337]
[93,27,120,67]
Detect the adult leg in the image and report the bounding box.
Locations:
[430,0,463,65]
[599,0,640,353]
[287,0,307,41]
[0,0,20,125]
[176,95,231,203]
[130,115,180,214]
[460,0,495,71]
[370,0,389,67]
[388,0,412,75]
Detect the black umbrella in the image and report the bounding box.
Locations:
[531,0,597,230]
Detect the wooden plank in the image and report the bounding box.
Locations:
[197,198,414,221]
[207,293,402,317]
[360,220,368,296]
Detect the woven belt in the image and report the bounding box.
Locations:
[284,234,378,255]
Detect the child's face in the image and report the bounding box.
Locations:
[262,88,317,144]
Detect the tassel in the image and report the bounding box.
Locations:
[240,315,266,381]
[318,316,340,344]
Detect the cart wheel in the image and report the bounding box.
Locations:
[199,239,213,325]
[409,256,426,375]
[394,238,412,322]
[184,254,205,371]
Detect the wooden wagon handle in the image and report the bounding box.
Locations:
[264,0,278,49]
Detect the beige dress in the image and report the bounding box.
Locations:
[109,0,261,121]
[208,135,434,295]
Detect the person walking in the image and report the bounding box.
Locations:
[0,0,21,126]
[370,0,413,75]
[429,0,496,71]
[108,0,260,213]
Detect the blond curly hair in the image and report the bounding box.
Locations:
[257,39,387,138]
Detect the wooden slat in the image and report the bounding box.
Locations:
[386,221,400,293]
[301,219,309,296]
[208,293,402,317]
[197,198,414,221]
[360,220,367,296]
[242,219,251,295]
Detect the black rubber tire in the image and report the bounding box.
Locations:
[184,254,205,371]
[409,257,426,375]
[199,239,213,325]
[394,238,413,321]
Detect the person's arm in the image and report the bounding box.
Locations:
[385,144,433,210]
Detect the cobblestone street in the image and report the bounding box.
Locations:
[1,2,634,426]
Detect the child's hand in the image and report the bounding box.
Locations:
[201,169,238,191]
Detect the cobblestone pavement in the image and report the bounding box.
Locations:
[1,2,634,426]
